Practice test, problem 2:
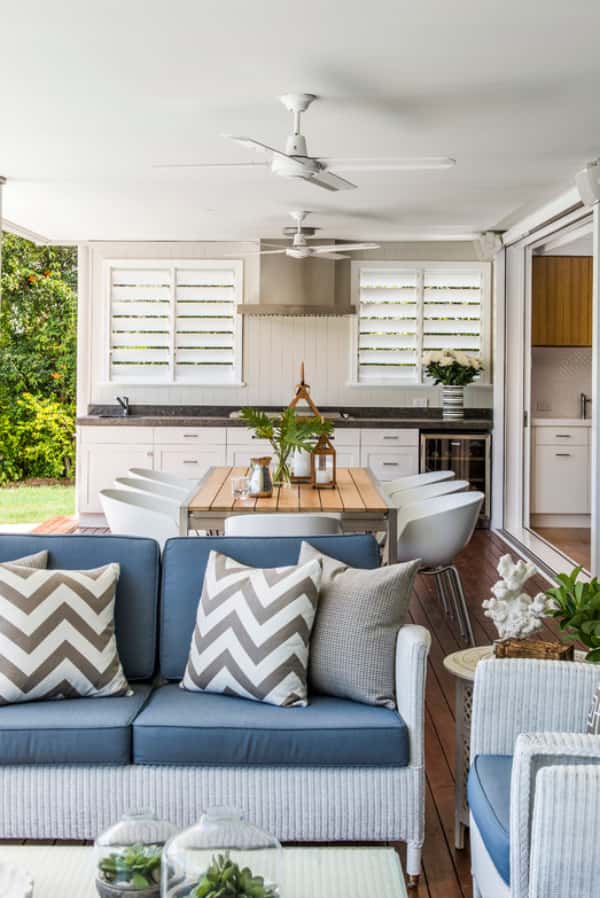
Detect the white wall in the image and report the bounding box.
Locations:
[78,239,493,413]
[532,347,592,418]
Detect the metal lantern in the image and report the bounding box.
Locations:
[311,431,336,489]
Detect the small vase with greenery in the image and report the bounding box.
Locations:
[545,566,600,662]
[96,844,162,896]
[240,407,333,485]
[186,853,278,898]
[423,350,483,386]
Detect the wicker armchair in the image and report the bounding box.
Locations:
[469,657,600,898]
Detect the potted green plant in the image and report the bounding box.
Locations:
[422,350,483,420]
[185,853,278,898]
[545,566,600,661]
[96,844,162,898]
[240,407,333,485]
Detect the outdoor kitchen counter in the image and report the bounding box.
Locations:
[77,407,493,431]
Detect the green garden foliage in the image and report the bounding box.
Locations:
[0,232,77,483]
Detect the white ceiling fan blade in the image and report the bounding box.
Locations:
[308,170,357,191]
[226,136,292,162]
[320,156,456,172]
[314,252,351,260]
[312,242,379,254]
[258,249,288,255]
[153,162,268,169]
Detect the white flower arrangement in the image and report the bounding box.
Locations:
[482,554,549,641]
[422,350,483,385]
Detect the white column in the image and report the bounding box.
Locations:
[0,176,5,303]
[591,204,600,575]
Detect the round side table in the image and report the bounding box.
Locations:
[443,645,494,850]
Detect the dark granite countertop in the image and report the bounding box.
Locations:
[78,405,493,432]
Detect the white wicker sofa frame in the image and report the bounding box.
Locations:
[0,626,430,880]
[470,657,600,898]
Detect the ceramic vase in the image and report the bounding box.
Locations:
[442,385,465,420]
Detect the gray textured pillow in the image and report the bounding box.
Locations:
[587,685,600,734]
[1,550,48,569]
[299,542,421,708]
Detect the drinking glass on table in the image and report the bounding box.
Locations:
[231,475,250,500]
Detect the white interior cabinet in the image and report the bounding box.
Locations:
[531,424,590,517]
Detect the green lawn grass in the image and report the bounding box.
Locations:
[0,484,75,524]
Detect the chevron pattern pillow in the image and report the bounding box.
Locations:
[0,562,131,706]
[182,550,322,707]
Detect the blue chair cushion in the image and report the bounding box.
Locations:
[0,534,160,680]
[132,683,408,767]
[0,684,153,765]
[160,534,380,679]
[468,754,512,885]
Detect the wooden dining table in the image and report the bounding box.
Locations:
[187,466,398,562]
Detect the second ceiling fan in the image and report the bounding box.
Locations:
[254,211,379,260]
[155,93,456,192]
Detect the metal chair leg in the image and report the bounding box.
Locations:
[434,570,450,615]
[448,565,475,646]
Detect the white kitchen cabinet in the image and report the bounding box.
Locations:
[78,443,154,514]
[155,447,226,478]
[531,426,590,516]
[360,447,419,481]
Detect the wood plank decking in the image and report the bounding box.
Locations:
[11,524,560,897]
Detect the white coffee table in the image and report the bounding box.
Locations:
[0,845,407,897]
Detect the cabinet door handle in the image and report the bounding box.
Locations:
[183,460,199,465]
[383,435,399,440]
[555,434,571,438]
[555,452,571,457]
[382,462,399,467]
[183,434,199,438]
[146,451,153,458]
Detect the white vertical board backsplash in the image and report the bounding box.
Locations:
[81,240,493,410]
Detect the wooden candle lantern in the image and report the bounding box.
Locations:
[311,428,337,489]
[288,362,325,484]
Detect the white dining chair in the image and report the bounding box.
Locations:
[382,470,455,496]
[115,476,190,502]
[99,489,183,550]
[224,513,343,537]
[128,467,200,490]
[396,491,484,645]
[390,479,470,507]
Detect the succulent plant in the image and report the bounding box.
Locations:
[98,844,162,889]
[188,853,278,898]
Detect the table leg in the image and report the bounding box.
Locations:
[454,678,473,849]
[386,509,398,564]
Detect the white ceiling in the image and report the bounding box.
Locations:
[2,0,600,243]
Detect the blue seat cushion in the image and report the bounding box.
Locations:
[0,534,160,680]
[468,754,512,885]
[160,534,380,679]
[0,684,153,765]
[133,683,408,767]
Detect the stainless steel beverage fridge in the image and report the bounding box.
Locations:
[420,433,491,527]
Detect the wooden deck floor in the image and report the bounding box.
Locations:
[10,524,561,896]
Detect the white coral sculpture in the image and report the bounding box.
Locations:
[482,554,549,640]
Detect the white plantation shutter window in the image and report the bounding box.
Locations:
[107,260,242,384]
[353,261,490,385]
[357,267,419,382]
[423,269,483,358]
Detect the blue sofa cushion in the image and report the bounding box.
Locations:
[0,535,160,680]
[133,683,408,767]
[0,684,152,764]
[160,534,380,679]
[468,754,512,885]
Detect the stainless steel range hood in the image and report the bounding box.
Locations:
[238,239,355,317]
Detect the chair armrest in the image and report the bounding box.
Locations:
[510,732,600,898]
[528,764,600,898]
[470,658,598,759]
[395,624,431,768]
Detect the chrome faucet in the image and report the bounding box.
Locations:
[580,392,592,420]
[115,395,130,417]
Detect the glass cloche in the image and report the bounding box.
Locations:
[161,807,282,898]
[95,809,179,898]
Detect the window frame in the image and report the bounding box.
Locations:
[103,258,244,386]
[350,259,492,386]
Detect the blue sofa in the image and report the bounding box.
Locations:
[0,533,430,879]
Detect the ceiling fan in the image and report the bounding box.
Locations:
[154,93,456,192]
[254,211,379,260]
